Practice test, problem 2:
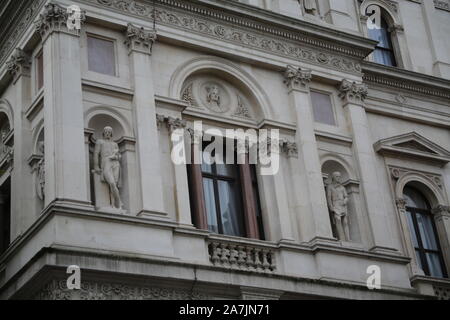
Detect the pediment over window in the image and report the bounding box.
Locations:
[374,132,450,166]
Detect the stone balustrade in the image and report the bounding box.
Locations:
[207,240,276,272]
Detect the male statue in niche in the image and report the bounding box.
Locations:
[93,126,124,212]
[326,171,351,241]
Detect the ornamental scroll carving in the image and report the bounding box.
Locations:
[86,0,362,74]
[34,280,210,300]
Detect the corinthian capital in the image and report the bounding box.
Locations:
[35,3,86,40]
[432,205,450,218]
[166,117,186,133]
[283,65,312,92]
[338,79,368,105]
[125,23,157,55]
[6,48,31,82]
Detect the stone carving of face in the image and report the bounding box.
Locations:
[103,126,113,140]
[332,171,342,184]
[207,85,220,105]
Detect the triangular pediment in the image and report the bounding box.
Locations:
[374,132,450,166]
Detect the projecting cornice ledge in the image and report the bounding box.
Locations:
[362,62,450,101]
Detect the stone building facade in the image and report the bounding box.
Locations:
[0,0,449,300]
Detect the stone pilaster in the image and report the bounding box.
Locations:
[6,48,34,239]
[166,117,192,227]
[126,23,165,216]
[339,79,397,253]
[37,3,90,208]
[283,65,333,243]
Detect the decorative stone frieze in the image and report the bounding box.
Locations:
[338,79,368,105]
[283,65,312,91]
[34,279,210,300]
[124,23,157,55]
[84,0,363,74]
[208,240,276,273]
[35,3,86,40]
[6,48,31,82]
[0,0,44,66]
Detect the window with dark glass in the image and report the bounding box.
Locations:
[188,140,264,239]
[0,178,11,255]
[367,15,397,67]
[404,186,447,278]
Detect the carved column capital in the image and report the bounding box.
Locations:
[281,140,298,158]
[388,24,404,34]
[6,48,31,82]
[166,117,186,133]
[35,3,86,40]
[432,205,450,218]
[125,23,157,55]
[395,198,407,211]
[156,114,166,131]
[338,79,368,105]
[283,65,312,92]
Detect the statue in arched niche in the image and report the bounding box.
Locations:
[326,171,351,241]
[93,126,125,213]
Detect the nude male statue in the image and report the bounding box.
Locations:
[326,171,351,241]
[93,126,123,210]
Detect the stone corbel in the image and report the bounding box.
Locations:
[338,79,368,106]
[125,23,157,55]
[35,3,86,40]
[6,48,31,83]
[283,65,312,92]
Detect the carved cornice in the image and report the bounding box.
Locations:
[6,48,30,81]
[81,0,365,74]
[125,23,157,55]
[362,62,450,100]
[0,0,45,66]
[338,79,368,105]
[283,65,312,92]
[35,3,86,40]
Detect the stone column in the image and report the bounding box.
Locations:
[432,205,450,275]
[166,117,193,227]
[395,198,424,276]
[283,66,333,242]
[36,3,90,208]
[6,49,33,238]
[339,79,397,253]
[126,23,165,216]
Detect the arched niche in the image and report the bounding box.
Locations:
[169,56,272,122]
[85,107,131,140]
[321,158,362,243]
[0,99,13,130]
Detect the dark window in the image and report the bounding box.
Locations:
[404,187,447,278]
[188,140,264,239]
[36,52,44,90]
[367,15,397,67]
[87,36,116,76]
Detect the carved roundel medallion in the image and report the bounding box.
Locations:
[199,81,231,114]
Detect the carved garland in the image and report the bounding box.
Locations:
[85,0,363,74]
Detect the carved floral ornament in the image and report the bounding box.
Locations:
[125,23,157,54]
[338,79,368,103]
[283,65,312,90]
[35,3,86,39]
[6,48,31,79]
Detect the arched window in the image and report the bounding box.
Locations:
[404,186,447,278]
[367,15,397,67]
